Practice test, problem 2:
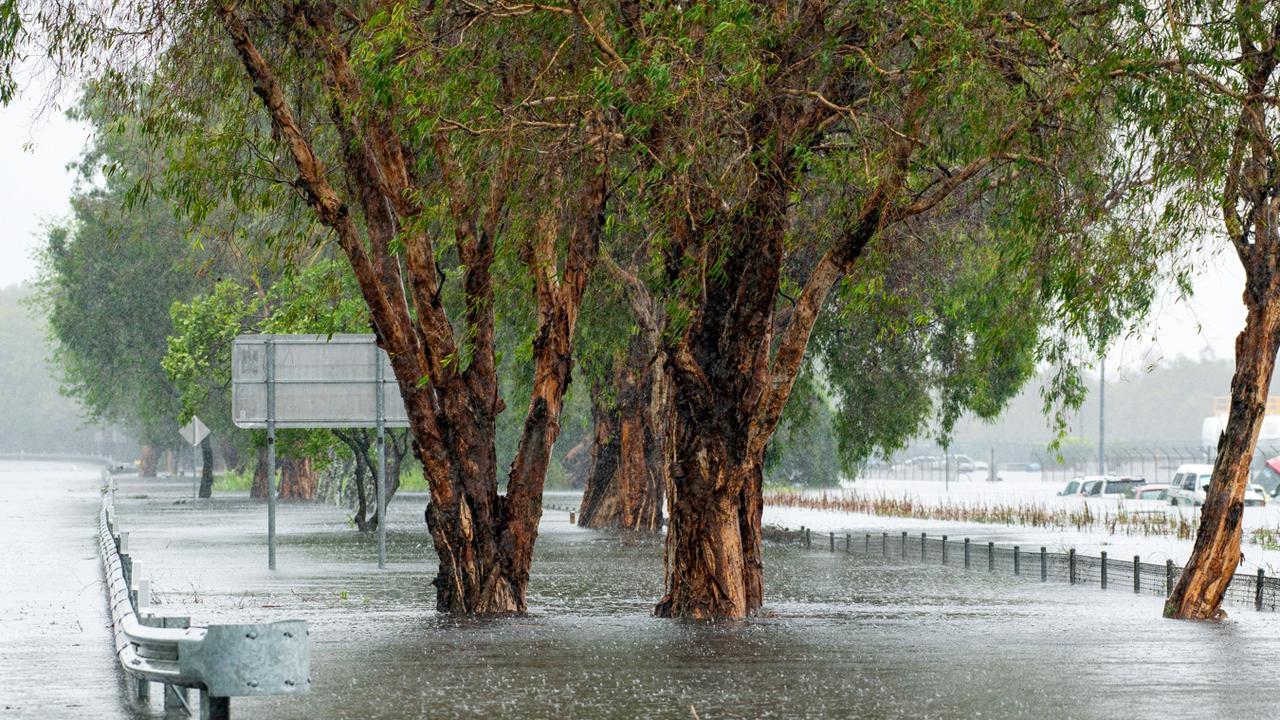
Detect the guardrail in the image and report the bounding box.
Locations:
[100,472,310,718]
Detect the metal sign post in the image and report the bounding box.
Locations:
[232,334,409,570]
[375,343,387,570]
[180,416,211,501]
[266,339,277,571]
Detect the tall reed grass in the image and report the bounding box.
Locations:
[764,490,1229,542]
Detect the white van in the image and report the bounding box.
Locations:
[1167,464,1213,506]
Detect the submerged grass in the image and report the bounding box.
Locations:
[762,490,1280,544]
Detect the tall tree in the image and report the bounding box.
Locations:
[1114,0,1280,620]
[34,95,216,472]
[6,2,620,613]
[587,0,1176,618]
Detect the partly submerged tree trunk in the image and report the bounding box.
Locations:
[578,350,670,532]
[197,436,215,499]
[1168,297,1280,618]
[251,446,269,500]
[139,444,159,478]
[219,3,606,614]
[1167,24,1280,620]
[278,457,317,500]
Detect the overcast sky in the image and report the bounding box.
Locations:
[0,83,1250,371]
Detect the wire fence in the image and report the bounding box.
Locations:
[766,526,1280,613]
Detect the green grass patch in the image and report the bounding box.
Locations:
[212,469,254,493]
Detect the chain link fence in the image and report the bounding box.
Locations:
[861,442,1280,492]
[767,526,1280,613]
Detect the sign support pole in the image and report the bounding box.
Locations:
[192,440,198,502]
[266,337,277,571]
[375,345,387,570]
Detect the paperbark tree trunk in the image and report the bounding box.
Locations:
[1166,14,1280,620]
[576,358,670,531]
[1167,302,1280,618]
[278,457,317,500]
[219,2,607,614]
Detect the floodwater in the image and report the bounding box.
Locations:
[4,463,1280,719]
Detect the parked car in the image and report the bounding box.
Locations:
[1133,484,1169,501]
[949,454,989,473]
[1167,464,1269,506]
[1167,464,1214,506]
[1060,476,1144,499]
[1085,477,1144,499]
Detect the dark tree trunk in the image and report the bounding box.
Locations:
[139,445,158,478]
[251,446,269,500]
[353,449,371,532]
[197,436,215,498]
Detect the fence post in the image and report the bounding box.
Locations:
[1165,560,1174,596]
[1100,551,1108,590]
[865,533,870,554]
[830,532,835,552]
[845,533,850,554]
[901,532,907,560]
[1014,545,1021,575]
[1068,548,1076,585]
[1258,569,1265,612]
[882,532,887,557]
[964,538,971,569]
[921,533,927,562]
[1040,547,1047,582]
[200,691,230,720]
[1134,555,1141,594]
[988,541,994,572]
[942,535,948,565]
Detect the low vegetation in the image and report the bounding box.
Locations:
[765,491,1280,549]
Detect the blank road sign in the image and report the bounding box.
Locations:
[232,334,410,429]
[180,416,210,446]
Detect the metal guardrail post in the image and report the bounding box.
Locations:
[1134,556,1141,594]
[98,472,309,717]
[201,691,230,720]
[829,532,835,552]
[988,542,994,572]
[266,338,277,571]
[845,533,850,554]
[1040,547,1047,582]
[1165,560,1174,596]
[881,532,886,557]
[1068,549,1076,585]
[1014,546,1021,576]
[1100,551,1107,590]
[865,533,870,554]
[942,535,948,565]
[921,533,927,562]
[901,532,907,560]
[1258,569,1265,612]
[964,538,970,570]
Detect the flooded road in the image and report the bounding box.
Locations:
[5,463,1280,718]
[0,461,138,719]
